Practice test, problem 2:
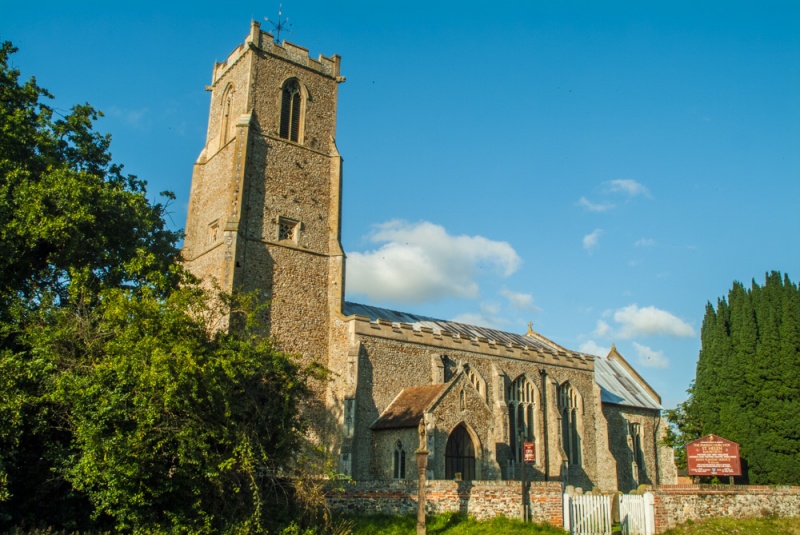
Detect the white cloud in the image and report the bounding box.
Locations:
[500,288,538,311]
[579,340,609,357]
[346,220,521,304]
[632,342,669,368]
[578,197,615,213]
[583,229,603,251]
[634,238,656,248]
[613,304,695,338]
[607,179,651,198]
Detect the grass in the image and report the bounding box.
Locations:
[345,512,565,535]
[661,516,800,535]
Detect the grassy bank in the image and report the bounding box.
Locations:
[346,513,564,535]
[662,516,800,535]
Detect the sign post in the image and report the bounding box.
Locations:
[519,432,534,522]
[686,434,741,479]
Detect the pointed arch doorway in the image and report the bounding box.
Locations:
[445,423,476,480]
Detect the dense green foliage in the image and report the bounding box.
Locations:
[666,271,800,483]
[0,41,323,533]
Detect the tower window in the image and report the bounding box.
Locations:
[208,220,219,245]
[278,217,299,242]
[279,79,302,142]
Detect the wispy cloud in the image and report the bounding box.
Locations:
[578,197,615,213]
[607,179,651,198]
[578,340,610,357]
[346,220,521,304]
[634,238,656,248]
[583,229,604,252]
[451,301,512,330]
[107,105,152,130]
[632,342,669,368]
[500,288,538,311]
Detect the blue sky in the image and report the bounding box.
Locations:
[3,1,799,410]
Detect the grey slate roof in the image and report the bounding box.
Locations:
[343,301,662,411]
[594,352,662,410]
[343,302,564,352]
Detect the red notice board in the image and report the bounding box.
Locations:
[523,441,535,463]
[686,434,741,476]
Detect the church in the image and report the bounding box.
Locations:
[182,21,677,492]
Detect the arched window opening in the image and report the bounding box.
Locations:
[507,376,535,463]
[558,383,582,466]
[279,79,302,142]
[445,424,476,481]
[393,440,406,479]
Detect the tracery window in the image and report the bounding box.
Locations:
[393,440,406,479]
[278,217,299,242]
[279,78,303,142]
[558,382,582,466]
[508,375,535,462]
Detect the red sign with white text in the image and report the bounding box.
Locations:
[686,434,741,476]
[523,441,535,463]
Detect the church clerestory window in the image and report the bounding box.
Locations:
[279,78,303,142]
[508,376,535,462]
[393,440,406,479]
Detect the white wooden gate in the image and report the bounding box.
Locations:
[619,492,655,535]
[563,493,612,535]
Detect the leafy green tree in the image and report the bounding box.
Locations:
[672,271,800,484]
[0,41,328,533]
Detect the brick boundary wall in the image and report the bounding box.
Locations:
[326,480,564,526]
[649,484,800,533]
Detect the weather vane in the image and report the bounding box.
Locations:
[265,4,292,44]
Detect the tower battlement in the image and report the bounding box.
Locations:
[212,21,343,86]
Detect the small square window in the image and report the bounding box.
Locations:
[278,217,299,242]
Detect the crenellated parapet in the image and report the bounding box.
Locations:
[346,314,595,371]
[211,20,343,86]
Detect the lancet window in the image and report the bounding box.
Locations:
[393,440,406,479]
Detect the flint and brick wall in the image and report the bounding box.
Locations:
[651,484,800,532]
[327,480,563,525]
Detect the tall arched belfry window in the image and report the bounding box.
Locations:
[558,382,582,466]
[279,78,303,142]
[508,375,535,462]
[220,84,234,145]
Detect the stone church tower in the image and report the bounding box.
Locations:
[183,21,346,365]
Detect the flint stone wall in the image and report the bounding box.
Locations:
[651,484,800,532]
[327,480,563,525]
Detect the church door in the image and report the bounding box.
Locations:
[445,424,476,480]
